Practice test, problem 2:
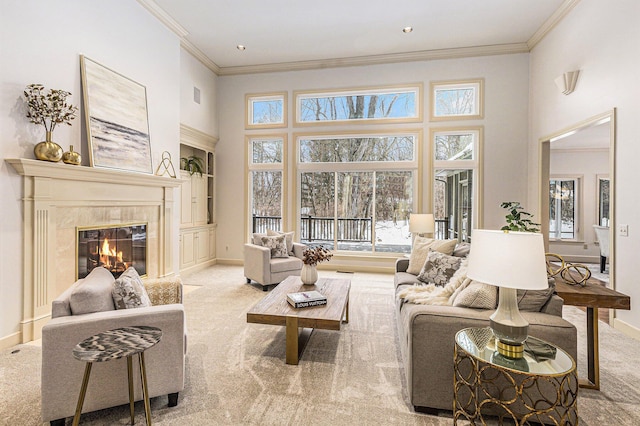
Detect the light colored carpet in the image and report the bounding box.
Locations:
[1,265,639,425]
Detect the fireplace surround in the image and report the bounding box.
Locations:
[7,158,182,343]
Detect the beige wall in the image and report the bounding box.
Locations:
[528,0,640,332]
[0,0,185,346]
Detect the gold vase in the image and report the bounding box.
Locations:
[62,145,81,165]
[34,131,63,162]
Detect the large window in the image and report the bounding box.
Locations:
[248,136,285,232]
[549,177,579,240]
[597,175,610,227]
[295,85,422,125]
[431,128,482,242]
[297,132,419,253]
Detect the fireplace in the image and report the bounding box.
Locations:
[77,224,147,279]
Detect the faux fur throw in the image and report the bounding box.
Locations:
[397,260,470,305]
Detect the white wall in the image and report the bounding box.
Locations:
[216,54,531,263]
[180,48,219,136]
[528,0,640,331]
[548,148,609,261]
[0,0,182,345]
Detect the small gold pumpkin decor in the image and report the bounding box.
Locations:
[62,145,81,165]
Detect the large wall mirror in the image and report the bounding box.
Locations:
[539,110,616,289]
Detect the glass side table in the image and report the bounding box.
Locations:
[453,327,578,425]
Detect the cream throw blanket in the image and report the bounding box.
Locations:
[397,259,470,305]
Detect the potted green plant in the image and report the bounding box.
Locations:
[500,201,540,233]
[180,155,204,177]
[23,84,78,162]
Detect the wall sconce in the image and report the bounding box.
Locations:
[555,70,580,95]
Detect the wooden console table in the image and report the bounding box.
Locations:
[554,276,630,390]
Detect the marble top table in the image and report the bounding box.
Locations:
[72,326,162,426]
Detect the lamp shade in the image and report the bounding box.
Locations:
[466,229,548,290]
[409,213,435,233]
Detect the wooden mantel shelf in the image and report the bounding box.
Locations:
[6,158,183,188]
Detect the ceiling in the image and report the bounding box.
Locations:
[141,0,577,75]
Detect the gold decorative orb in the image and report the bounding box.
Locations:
[62,145,81,165]
[34,140,63,162]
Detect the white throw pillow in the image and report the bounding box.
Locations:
[69,267,116,315]
[453,281,497,309]
[407,237,458,275]
[112,267,152,309]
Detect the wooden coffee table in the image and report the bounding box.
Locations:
[246,275,350,365]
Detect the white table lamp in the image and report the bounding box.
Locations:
[409,213,435,236]
[466,229,548,358]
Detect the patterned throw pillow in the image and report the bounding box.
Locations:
[267,229,295,255]
[112,267,152,309]
[417,251,463,286]
[260,234,289,258]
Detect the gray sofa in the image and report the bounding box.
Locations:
[394,256,578,413]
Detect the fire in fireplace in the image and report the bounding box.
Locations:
[77,223,147,279]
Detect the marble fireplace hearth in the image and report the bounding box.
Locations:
[7,158,182,343]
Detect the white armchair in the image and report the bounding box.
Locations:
[593,225,610,273]
[244,233,306,291]
[41,272,186,426]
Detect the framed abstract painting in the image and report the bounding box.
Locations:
[80,55,153,174]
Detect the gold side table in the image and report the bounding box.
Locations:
[453,327,578,425]
[72,326,162,426]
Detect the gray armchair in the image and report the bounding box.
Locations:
[244,233,306,291]
[41,274,186,426]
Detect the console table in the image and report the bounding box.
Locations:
[554,276,630,390]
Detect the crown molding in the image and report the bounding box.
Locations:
[550,147,609,154]
[136,0,189,38]
[180,39,221,74]
[180,124,219,151]
[217,43,529,76]
[527,0,582,49]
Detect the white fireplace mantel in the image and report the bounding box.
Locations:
[6,158,183,343]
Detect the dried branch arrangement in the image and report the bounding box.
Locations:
[24,84,78,132]
[302,245,333,266]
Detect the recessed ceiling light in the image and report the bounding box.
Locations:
[237,45,246,51]
[402,27,413,34]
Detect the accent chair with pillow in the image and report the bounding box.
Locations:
[394,241,577,416]
[41,267,186,426]
[244,230,307,291]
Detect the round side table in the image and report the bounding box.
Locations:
[453,327,578,425]
[71,326,162,426]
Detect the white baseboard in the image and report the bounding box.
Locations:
[216,258,243,266]
[0,331,22,351]
[612,318,640,342]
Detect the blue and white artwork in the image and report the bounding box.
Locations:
[81,56,152,174]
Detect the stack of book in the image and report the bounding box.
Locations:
[286,290,327,308]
